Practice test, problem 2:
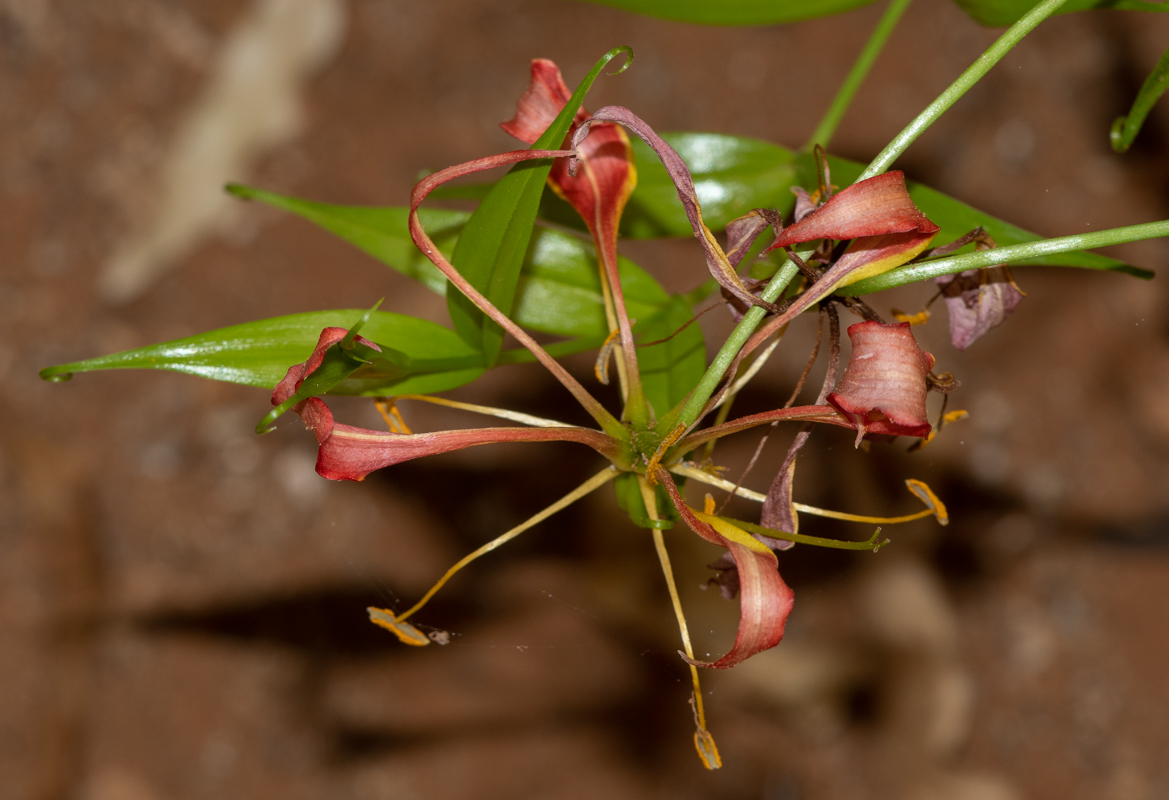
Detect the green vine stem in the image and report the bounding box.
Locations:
[804,0,914,153]
[859,0,1070,181]
[668,0,1072,435]
[842,220,1168,294]
[1111,46,1169,153]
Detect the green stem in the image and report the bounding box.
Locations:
[669,0,1070,436]
[842,220,1169,294]
[859,0,1069,181]
[1111,46,1169,153]
[805,0,914,153]
[665,256,805,435]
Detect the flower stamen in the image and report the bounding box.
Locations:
[370,467,618,634]
[392,394,576,429]
[670,464,948,526]
[637,474,720,770]
[375,398,412,434]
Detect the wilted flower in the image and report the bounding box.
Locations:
[827,321,934,446]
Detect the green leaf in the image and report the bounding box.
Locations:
[40,311,489,397]
[439,132,799,240]
[797,153,1150,279]
[633,296,707,418]
[952,0,1168,27]
[227,187,684,340]
[513,227,671,337]
[447,46,632,365]
[226,185,454,293]
[573,0,879,25]
[1112,46,1169,153]
[613,472,679,529]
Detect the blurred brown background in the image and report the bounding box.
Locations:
[3,1,1169,798]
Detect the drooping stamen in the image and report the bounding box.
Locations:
[392,394,576,429]
[373,467,619,633]
[636,475,720,770]
[760,306,841,534]
[671,464,948,527]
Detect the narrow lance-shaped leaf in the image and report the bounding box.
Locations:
[223,187,680,341]
[573,0,879,25]
[39,310,490,396]
[451,131,1145,279]
[952,0,1169,28]
[410,148,625,438]
[447,46,632,364]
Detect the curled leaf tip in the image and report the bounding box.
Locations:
[605,45,634,74]
[368,607,430,646]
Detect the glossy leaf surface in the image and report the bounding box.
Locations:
[633,296,707,417]
[227,187,680,340]
[573,0,878,25]
[952,0,1167,27]
[228,185,452,292]
[40,311,489,397]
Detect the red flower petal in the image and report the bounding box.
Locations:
[657,469,795,669]
[272,326,381,406]
[500,59,586,145]
[306,402,619,481]
[767,172,938,250]
[827,321,934,440]
[272,327,619,481]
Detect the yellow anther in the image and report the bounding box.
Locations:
[703,493,716,515]
[694,726,722,770]
[645,424,687,484]
[891,307,931,325]
[367,607,429,646]
[905,478,948,525]
[942,409,969,424]
[374,398,412,434]
[594,328,623,385]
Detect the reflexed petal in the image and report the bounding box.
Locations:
[501,60,637,248]
[936,267,1024,350]
[768,172,938,250]
[501,59,587,145]
[657,469,795,669]
[827,321,934,441]
[301,399,619,481]
[272,326,381,406]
